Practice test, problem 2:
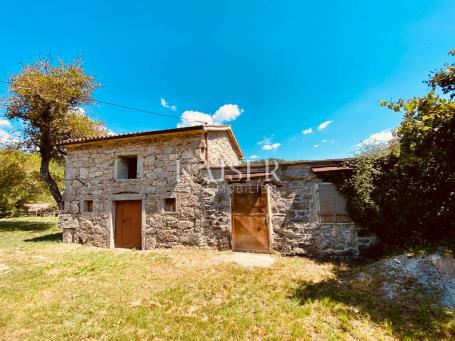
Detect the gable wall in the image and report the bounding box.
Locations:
[206,130,241,166]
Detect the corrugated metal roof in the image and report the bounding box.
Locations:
[311,166,352,173]
[211,158,355,169]
[225,172,272,181]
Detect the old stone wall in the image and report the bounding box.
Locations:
[60,128,374,259]
[60,130,237,249]
[199,181,232,249]
[206,130,241,167]
[267,164,375,258]
[204,163,376,259]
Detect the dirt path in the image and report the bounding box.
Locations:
[213,252,275,267]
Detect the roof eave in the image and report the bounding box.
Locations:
[59,125,206,146]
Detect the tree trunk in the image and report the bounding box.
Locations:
[40,156,64,210]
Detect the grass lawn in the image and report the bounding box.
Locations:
[0,217,454,340]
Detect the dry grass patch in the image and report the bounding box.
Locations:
[0,217,454,340]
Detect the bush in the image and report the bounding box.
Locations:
[334,50,455,248]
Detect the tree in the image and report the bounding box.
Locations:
[0,148,64,217]
[5,59,108,209]
[427,49,455,98]
[336,49,455,248]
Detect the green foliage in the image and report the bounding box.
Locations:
[6,59,108,156]
[336,50,455,247]
[4,59,108,208]
[427,49,455,98]
[0,148,63,217]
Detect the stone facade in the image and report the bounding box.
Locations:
[206,130,241,167]
[59,125,375,259]
[205,163,376,259]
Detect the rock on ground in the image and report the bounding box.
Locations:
[358,250,455,309]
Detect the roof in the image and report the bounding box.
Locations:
[60,125,243,159]
[312,166,353,173]
[224,172,272,182]
[211,157,354,170]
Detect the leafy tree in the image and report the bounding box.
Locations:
[427,49,455,98]
[336,50,455,248]
[0,148,64,217]
[5,59,108,209]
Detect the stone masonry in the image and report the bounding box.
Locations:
[59,125,375,259]
[204,163,376,258]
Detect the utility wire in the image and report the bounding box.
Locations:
[0,79,208,125]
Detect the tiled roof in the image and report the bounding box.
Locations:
[60,125,207,145]
[60,125,244,159]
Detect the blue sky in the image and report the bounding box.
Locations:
[0,0,454,160]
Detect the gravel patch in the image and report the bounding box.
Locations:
[213,252,275,268]
[357,250,455,309]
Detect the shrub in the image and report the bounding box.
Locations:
[333,50,455,248]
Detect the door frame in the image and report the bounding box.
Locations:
[107,194,146,249]
[230,184,273,253]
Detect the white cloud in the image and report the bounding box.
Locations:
[313,144,319,148]
[321,139,335,144]
[161,97,177,111]
[359,130,394,146]
[177,103,242,127]
[0,129,10,143]
[318,120,333,130]
[301,128,313,135]
[212,104,243,123]
[0,119,11,127]
[262,143,281,151]
[258,136,281,151]
[177,111,213,127]
[249,154,259,160]
[0,129,19,145]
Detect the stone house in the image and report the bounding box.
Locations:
[59,125,375,258]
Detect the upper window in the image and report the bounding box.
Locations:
[317,183,350,223]
[164,198,176,212]
[116,155,138,179]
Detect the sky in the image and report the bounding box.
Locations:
[0,0,454,160]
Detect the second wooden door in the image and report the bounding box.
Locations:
[232,187,270,253]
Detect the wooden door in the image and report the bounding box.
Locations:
[232,186,270,253]
[115,200,142,249]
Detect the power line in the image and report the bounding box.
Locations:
[93,99,180,120]
[0,79,208,125]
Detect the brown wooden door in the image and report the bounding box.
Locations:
[232,187,270,253]
[115,200,142,249]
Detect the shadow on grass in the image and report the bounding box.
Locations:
[0,218,56,232]
[25,232,62,243]
[291,265,455,339]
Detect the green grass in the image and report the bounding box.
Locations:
[0,217,454,340]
